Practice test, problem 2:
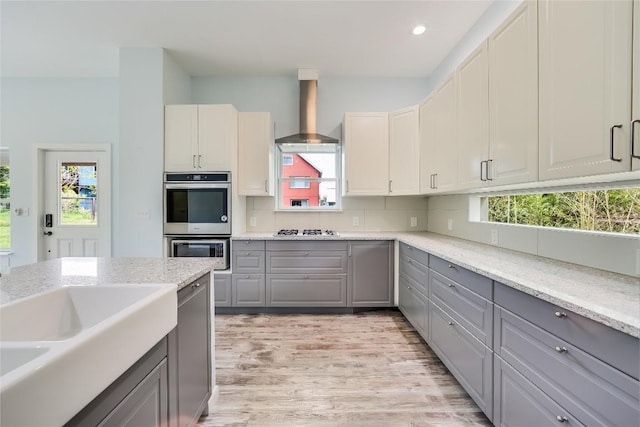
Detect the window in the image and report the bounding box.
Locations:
[0,149,9,249]
[483,188,640,235]
[289,178,310,189]
[60,162,98,225]
[276,143,341,210]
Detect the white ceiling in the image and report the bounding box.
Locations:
[1,0,495,78]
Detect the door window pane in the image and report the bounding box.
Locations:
[60,162,98,225]
[0,153,9,249]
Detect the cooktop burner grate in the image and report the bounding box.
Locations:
[274,229,339,237]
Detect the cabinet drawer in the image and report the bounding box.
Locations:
[232,251,265,273]
[399,255,428,295]
[266,241,347,252]
[213,274,231,307]
[495,306,640,427]
[495,282,639,380]
[494,356,585,427]
[266,251,347,274]
[231,274,265,307]
[429,301,493,420]
[429,255,492,300]
[232,240,265,251]
[399,242,430,266]
[266,274,347,307]
[430,270,493,347]
[398,275,429,341]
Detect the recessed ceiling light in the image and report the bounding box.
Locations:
[412,25,426,36]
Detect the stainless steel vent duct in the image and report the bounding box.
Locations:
[275,77,339,144]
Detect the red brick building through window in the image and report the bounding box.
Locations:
[281,154,321,207]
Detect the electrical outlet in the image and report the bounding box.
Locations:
[410,217,417,227]
[249,217,257,227]
[490,229,499,245]
[447,218,453,231]
[352,216,360,226]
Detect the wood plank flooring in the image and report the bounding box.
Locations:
[198,310,491,427]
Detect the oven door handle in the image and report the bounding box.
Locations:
[164,183,230,190]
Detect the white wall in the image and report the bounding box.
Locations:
[1,77,118,266]
[192,75,431,232]
[116,48,166,257]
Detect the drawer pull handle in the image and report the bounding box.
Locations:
[556,416,568,423]
[554,311,567,318]
[304,275,308,279]
[407,286,411,290]
[447,283,454,288]
[448,264,455,269]
[245,252,250,256]
[448,321,455,326]
[192,282,201,288]
[554,346,568,353]
[304,252,309,256]
[408,259,412,264]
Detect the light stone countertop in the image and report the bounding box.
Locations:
[233,231,640,338]
[0,257,219,306]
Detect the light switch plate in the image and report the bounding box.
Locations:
[490,229,499,245]
[352,216,360,226]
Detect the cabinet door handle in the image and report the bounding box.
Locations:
[554,311,567,318]
[447,283,454,288]
[432,173,438,189]
[480,161,487,181]
[554,346,568,354]
[192,282,201,288]
[610,124,623,162]
[448,321,455,326]
[303,275,308,279]
[192,155,197,169]
[346,180,349,193]
[389,180,392,193]
[556,416,568,423]
[198,154,202,168]
[487,159,493,181]
[264,180,269,193]
[632,119,640,159]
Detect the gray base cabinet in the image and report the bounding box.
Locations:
[347,241,393,307]
[397,242,640,427]
[65,339,169,427]
[213,273,231,307]
[267,274,347,306]
[429,301,493,419]
[232,274,266,306]
[172,274,211,426]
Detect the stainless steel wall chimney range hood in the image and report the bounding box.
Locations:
[275,69,339,145]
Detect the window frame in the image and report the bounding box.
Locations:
[276,143,342,211]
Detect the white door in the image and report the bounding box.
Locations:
[43,150,111,259]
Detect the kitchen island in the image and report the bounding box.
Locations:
[0,257,218,427]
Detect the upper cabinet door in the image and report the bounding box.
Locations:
[238,112,274,196]
[633,0,640,171]
[457,41,489,190]
[343,112,389,196]
[431,74,458,192]
[389,105,420,195]
[165,105,199,172]
[488,0,538,186]
[198,104,237,172]
[539,0,632,180]
[419,96,437,194]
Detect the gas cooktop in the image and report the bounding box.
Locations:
[274,229,339,237]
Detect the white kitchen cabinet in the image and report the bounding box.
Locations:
[420,74,458,193]
[389,105,420,195]
[164,104,238,172]
[238,112,274,195]
[456,41,489,190]
[488,0,539,186]
[538,0,633,180]
[633,0,640,171]
[343,112,389,196]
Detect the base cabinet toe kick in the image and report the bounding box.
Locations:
[398,242,640,426]
[66,273,212,427]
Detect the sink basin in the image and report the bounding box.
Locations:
[0,346,50,376]
[0,285,169,341]
[0,283,177,427]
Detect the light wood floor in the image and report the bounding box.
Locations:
[198,310,491,427]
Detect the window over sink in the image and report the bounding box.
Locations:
[276,143,341,211]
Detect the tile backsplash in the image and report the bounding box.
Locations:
[246,196,428,232]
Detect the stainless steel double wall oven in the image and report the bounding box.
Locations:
[164,172,230,269]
